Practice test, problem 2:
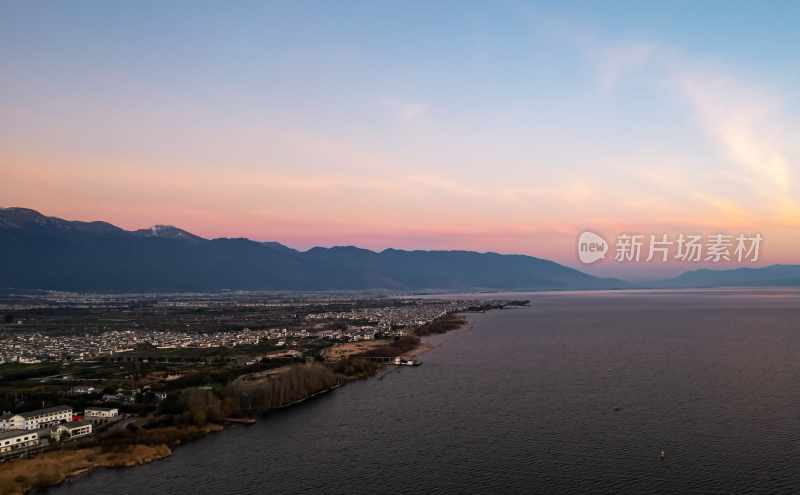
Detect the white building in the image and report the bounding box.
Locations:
[0,430,39,455]
[0,406,73,431]
[55,420,92,440]
[84,407,119,419]
[70,385,97,395]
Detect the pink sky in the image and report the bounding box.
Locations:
[3,5,799,280]
[5,145,796,280]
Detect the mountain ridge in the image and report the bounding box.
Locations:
[0,207,625,292]
[659,264,800,288]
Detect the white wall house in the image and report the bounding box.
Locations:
[55,420,93,440]
[0,430,40,454]
[0,406,73,431]
[85,407,119,419]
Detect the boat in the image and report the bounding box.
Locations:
[224,417,257,425]
[393,357,422,366]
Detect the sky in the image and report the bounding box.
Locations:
[2,1,799,279]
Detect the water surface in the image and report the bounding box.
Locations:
[53,289,800,494]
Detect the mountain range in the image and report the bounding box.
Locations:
[2,208,798,292]
[659,265,800,288]
[0,208,625,292]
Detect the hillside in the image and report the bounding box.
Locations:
[0,208,625,292]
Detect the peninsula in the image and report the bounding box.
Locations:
[0,292,527,494]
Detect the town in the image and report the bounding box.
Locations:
[0,294,489,364]
[0,290,526,484]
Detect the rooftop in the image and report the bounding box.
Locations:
[0,429,33,441]
[17,405,72,418]
[63,420,92,428]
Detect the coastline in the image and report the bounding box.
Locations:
[0,444,172,495]
[398,320,470,361]
[1,308,499,495]
[0,424,223,495]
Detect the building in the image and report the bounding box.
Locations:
[0,406,73,431]
[0,430,39,455]
[54,420,93,441]
[84,407,119,419]
[70,385,97,395]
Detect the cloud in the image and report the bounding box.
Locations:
[678,72,795,207]
[577,30,799,227]
[679,76,782,171]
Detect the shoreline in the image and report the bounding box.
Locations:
[0,443,173,495]
[0,424,223,495]
[398,319,471,361]
[1,309,501,495]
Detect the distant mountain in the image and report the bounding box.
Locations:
[0,207,626,292]
[260,241,296,254]
[133,225,205,243]
[662,265,800,288]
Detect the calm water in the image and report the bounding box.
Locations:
[53,289,800,494]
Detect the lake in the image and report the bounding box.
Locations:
[52,289,800,494]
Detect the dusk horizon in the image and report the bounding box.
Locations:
[3,3,800,494]
[5,2,800,280]
[1,205,786,281]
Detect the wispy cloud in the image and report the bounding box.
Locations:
[578,30,799,227]
[677,71,797,220]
